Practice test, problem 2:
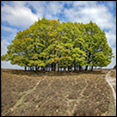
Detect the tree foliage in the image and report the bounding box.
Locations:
[1,18,113,71]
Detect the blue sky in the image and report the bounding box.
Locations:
[1,1,116,69]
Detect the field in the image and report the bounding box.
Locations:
[1,69,116,116]
[110,70,116,78]
[109,70,116,94]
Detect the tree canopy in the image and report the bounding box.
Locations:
[1,18,113,71]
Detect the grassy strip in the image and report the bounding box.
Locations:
[110,70,116,78]
[107,88,116,116]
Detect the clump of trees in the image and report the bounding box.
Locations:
[1,18,113,72]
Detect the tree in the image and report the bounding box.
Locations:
[1,18,113,72]
[83,21,113,71]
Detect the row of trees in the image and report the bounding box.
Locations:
[1,18,113,71]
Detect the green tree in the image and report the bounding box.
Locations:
[83,21,113,71]
[1,18,113,72]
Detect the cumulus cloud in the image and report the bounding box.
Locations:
[46,2,64,15]
[106,48,116,68]
[106,31,116,47]
[1,26,18,43]
[26,1,65,20]
[1,40,9,55]
[2,25,17,32]
[1,1,65,27]
[73,1,97,7]
[1,3,38,27]
[64,2,115,30]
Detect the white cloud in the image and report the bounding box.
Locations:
[27,1,64,19]
[64,2,115,30]
[106,48,116,68]
[1,1,65,28]
[47,2,64,15]
[2,25,17,32]
[1,4,38,27]
[73,1,97,7]
[106,31,116,47]
[103,1,116,11]
[1,40,9,55]
[1,25,18,44]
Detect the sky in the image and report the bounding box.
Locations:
[1,1,116,69]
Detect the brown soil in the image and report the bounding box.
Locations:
[1,69,115,116]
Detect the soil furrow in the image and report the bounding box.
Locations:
[2,77,46,116]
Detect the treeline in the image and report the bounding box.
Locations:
[1,18,113,72]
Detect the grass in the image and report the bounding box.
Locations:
[113,85,116,92]
[110,70,116,78]
[107,89,116,116]
[110,70,116,92]
[1,69,116,116]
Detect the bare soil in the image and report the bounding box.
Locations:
[1,69,116,116]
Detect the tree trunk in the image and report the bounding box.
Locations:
[52,63,53,71]
[79,65,82,72]
[53,63,56,71]
[36,66,38,71]
[91,66,93,71]
[49,65,51,71]
[74,63,76,71]
[43,67,45,72]
[39,66,41,71]
[41,66,43,71]
[25,66,27,71]
[58,67,59,72]
[41,66,45,71]
[60,67,62,71]
[38,67,39,71]
[32,66,34,71]
[85,65,88,71]
[58,63,59,72]
[45,66,47,71]
[68,66,70,72]
[56,63,58,72]
[63,67,65,72]
[52,63,55,71]
[30,66,32,71]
